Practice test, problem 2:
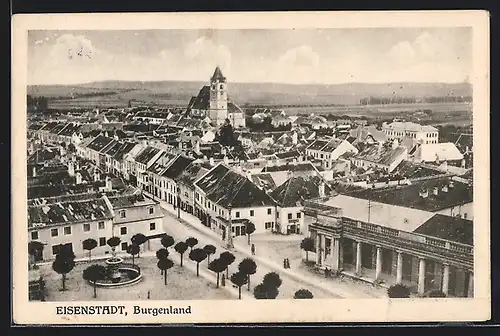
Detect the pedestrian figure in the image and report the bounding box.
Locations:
[251,244,255,255]
[286,258,290,269]
[147,290,151,299]
[324,267,330,278]
[283,258,287,268]
[221,274,226,287]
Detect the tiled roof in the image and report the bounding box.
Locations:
[113,142,138,161]
[354,145,407,166]
[275,150,301,159]
[345,177,473,212]
[262,162,316,173]
[306,139,330,151]
[187,86,210,112]
[391,160,445,179]
[271,175,331,207]
[196,164,276,208]
[134,111,169,119]
[134,146,162,165]
[228,102,244,114]
[177,162,209,188]
[108,193,156,209]
[28,196,113,228]
[414,142,464,162]
[87,135,115,152]
[414,214,473,245]
[50,123,67,134]
[58,123,81,136]
[250,173,277,192]
[162,155,195,179]
[101,140,122,156]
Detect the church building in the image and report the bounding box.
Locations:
[186,67,246,129]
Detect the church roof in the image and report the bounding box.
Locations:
[211,66,227,82]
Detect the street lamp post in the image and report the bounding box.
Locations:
[227,203,233,249]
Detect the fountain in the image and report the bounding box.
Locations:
[105,256,124,283]
[86,241,142,288]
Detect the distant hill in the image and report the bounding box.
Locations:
[27,81,473,107]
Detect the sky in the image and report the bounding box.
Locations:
[27,28,472,85]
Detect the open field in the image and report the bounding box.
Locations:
[28,81,472,108]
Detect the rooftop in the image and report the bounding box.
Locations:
[86,135,115,153]
[354,145,407,166]
[195,163,276,208]
[28,196,113,228]
[134,146,162,165]
[414,214,473,245]
[384,121,438,133]
[177,162,209,188]
[345,177,473,212]
[162,155,195,179]
[108,193,157,209]
[271,175,331,207]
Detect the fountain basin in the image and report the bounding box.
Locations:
[88,263,142,288]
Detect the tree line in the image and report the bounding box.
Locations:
[359,95,473,105]
[27,95,49,112]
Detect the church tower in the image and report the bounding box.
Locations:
[209,66,228,126]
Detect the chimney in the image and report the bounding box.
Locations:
[106,176,113,191]
[318,181,326,198]
[209,157,215,166]
[392,139,399,149]
[195,140,201,154]
[76,172,82,184]
[32,166,37,178]
[461,159,466,168]
[68,161,75,176]
[292,131,298,145]
[178,141,183,150]
[442,184,448,193]
[449,180,455,189]
[419,187,428,198]
[94,170,100,182]
[432,186,439,195]
[223,156,229,165]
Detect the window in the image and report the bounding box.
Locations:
[288,213,293,220]
[220,84,224,90]
[241,226,246,235]
[267,208,272,215]
[120,227,127,235]
[52,245,60,255]
[31,231,38,240]
[51,228,58,237]
[235,211,240,218]
[119,210,126,218]
[150,222,156,231]
[148,207,154,214]
[64,226,72,235]
[98,221,105,230]
[265,222,273,229]
[277,212,280,218]
[250,210,254,217]
[99,237,106,246]
[83,223,91,232]
[464,213,468,219]
[121,242,128,251]
[297,212,302,219]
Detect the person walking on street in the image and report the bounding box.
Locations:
[251,244,255,256]
[283,258,287,268]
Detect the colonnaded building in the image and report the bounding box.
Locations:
[304,176,474,298]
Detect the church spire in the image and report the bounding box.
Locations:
[211,66,226,82]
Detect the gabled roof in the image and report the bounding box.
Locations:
[186,86,211,112]
[414,142,464,162]
[228,102,244,114]
[134,146,162,165]
[28,196,113,228]
[250,173,277,192]
[354,145,407,166]
[195,164,276,208]
[86,135,115,152]
[162,155,195,179]
[113,142,138,161]
[414,214,473,245]
[177,162,209,188]
[275,150,301,159]
[271,175,331,207]
[108,193,157,209]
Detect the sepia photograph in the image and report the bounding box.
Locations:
[12,11,490,324]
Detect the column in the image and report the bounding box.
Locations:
[467,272,474,298]
[339,239,344,269]
[375,246,382,280]
[332,238,340,271]
[418,258,426,295]
[320,234,326,266]
[442,264,450,295]
[315,233,321,265]
[355,241,362,275]
[396,252,403,284]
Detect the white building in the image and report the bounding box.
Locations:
[382,121,439,144]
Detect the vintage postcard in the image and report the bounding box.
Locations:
[12,10,490,324]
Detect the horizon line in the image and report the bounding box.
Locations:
[28,79,472,86]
